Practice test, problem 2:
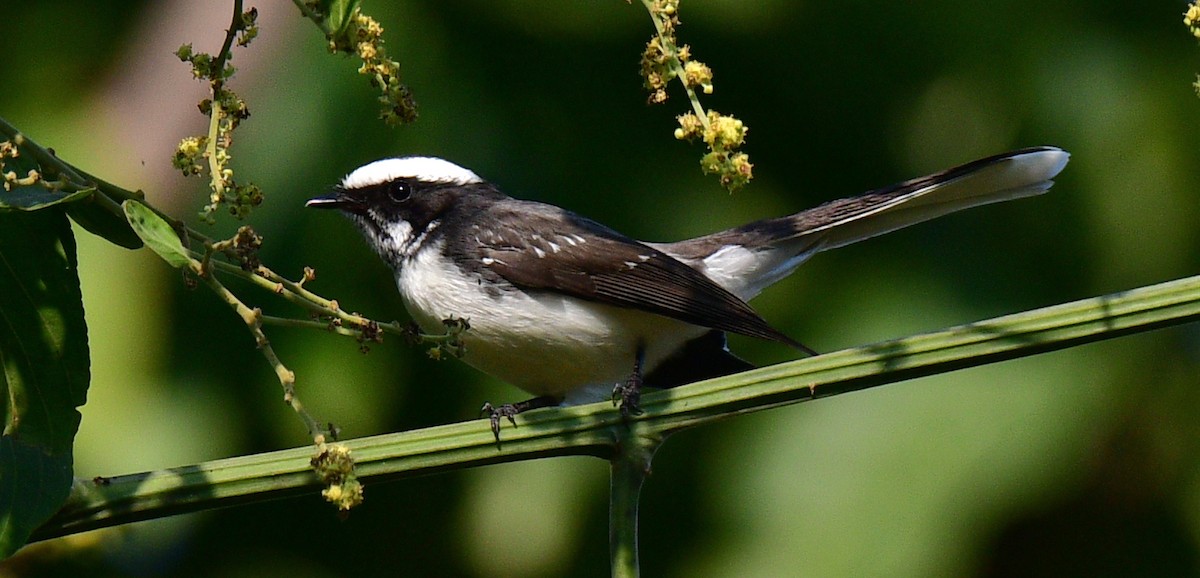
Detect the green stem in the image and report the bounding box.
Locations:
[202,257,408,339]
[198,269,327,444]
[0,116,401,442]
[205,258,331,316]
[0,117,191,241]
[204,99,227,205]
[259,314,363,338]
[34,403,621,542]
[0,119,86,184]
[30,273,1200,543]
[610,429,661,578]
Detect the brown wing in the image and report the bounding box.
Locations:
[470,202,809,350]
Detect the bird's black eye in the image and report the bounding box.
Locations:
[387,181,412,203]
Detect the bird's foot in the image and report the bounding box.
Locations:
[480,395,559,445]
[479,402,519,443]
[612,373,645,418]
[612,345,647,418]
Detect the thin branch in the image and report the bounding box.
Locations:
[2,117,464,451]
[201,0,243,205]
[203,99,228,205]
[210,0,246,97]
[641,0,707,127]
[0,117,190,241]
[201,257,410,339]
[259,314,363,338]
[197,267,327,444]
[30,273,1200,542]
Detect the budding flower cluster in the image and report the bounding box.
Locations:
[640,0,753,192]
[311,445,364,511]
[674,111,745,150]
[1186,2,1200,95]
[325,11,417,126]
[173,8,263,223]
[673,110,753,190]
[1187,2,1200,38]
[638,1,713,104]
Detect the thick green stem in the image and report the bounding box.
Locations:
[610,428,662,578]
[29,273,1200,543]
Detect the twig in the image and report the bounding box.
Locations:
[197,268,327,444]
[259,315,363,338]
[641,0,707,127]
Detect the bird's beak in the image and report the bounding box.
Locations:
[306,188,352,210]
[305,196,341,209]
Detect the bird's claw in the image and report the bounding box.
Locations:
[611,380,644,418]
[480,402,520,443]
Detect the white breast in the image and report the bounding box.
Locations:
[395,241,707,401]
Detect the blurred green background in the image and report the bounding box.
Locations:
[4,1,1200,576]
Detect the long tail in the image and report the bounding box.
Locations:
[654,146,1070,301]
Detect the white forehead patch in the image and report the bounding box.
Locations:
[341,156,483,189]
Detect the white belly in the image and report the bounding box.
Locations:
[396,245,708,402]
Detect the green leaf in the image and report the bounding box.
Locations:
[0,185,95,211]
[0,155,95,211]
[66,199,143,250]
[121,200,191,268]
[321,0,361,36]
[0,148,142,249]
[0,209,89,558]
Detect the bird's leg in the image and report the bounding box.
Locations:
[480,395,560,444]
[612,344,646,418]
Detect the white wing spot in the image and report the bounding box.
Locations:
[533,247,547,258]
[624,261,639,269]
[638,254,651,262]
[481,257,495,266]
[547,242,561,253]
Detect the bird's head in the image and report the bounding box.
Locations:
[306,156,490,263]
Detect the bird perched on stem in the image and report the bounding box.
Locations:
[307,147,1069,440]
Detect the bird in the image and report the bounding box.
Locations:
[306,147,1069,439]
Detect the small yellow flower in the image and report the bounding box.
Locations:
[323,484,344,502]
[674,112,704,141]
[1186,4,1200,26]
[703,113,747,150]
[683,61,713,94]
